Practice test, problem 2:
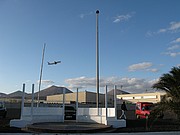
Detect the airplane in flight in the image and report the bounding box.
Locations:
[48,61,61,65]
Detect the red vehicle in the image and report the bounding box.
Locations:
[136,102,153,119]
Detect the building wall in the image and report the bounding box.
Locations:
[117,92,166,103]
[85,91,105,104]
[47,94,63,103]
[47,91,104,104]
[47,92,86,103]
[47,91,166,105]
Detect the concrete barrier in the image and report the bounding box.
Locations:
[10,107,64,128]
[10,107,126,128]
[77,108,126,128]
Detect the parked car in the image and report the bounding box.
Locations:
[0,102,7,118]
[64,106,76,120]
[135,102,153,119]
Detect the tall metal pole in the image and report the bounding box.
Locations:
[96,10,100,110]
[37,43,46,107]
[76,88,79,122]
[114,85,117,119]
[21,83,25,119]
[62,87,65,122]
[31,84,34,118]
[105,85,108,120]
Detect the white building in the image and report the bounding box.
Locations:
[117,92,166,103]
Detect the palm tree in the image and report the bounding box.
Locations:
[152,66,180,121]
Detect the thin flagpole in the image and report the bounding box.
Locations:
[37,43,46,107]
[96,10,100,111]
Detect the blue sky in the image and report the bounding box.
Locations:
[0,0,180,94]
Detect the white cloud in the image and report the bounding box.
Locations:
[148,22,180,36]
[65,76,95,89]
[177,64,180,67]
[171,37,180,43]
[113,12,135,23]
[79,12,93,19]
[65,76,158,93]
[163,39,180,57]
[37,80,54,85]
[167,44,179,50]
[128,62,152,71]
[146,31,154,37]
[157,28,167,33]
[169,22,180,31]
[113,14,131,23]
[164,52,180,57]
[146,68,159,72]
[158,22,180,33]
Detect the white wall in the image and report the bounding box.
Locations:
[78,108,115,117]
[21,107,64,123]
[11,107,126,128]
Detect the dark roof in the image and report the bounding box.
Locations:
[33,85,73,100]
[6,85,72,100]
[8,91,29,98]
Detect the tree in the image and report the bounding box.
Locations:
[152,66,180,120]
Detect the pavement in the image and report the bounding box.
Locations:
[23,120,114,133]
[2,119,180,134]
[1,132,180,135]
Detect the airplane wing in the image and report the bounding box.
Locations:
[55,61,61,64]
[48,62,54,65]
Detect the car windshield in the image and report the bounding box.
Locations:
[143,105,152,110]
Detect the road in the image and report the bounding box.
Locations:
[0,132,180,135]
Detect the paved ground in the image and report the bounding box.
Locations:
[1,117,180,133]
[1,132,180,135]
[24,120,113,133]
